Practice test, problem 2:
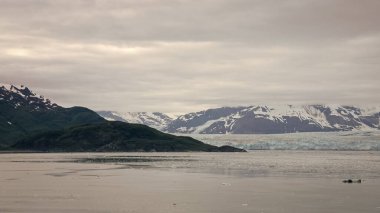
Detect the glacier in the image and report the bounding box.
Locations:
[188,131,380,151]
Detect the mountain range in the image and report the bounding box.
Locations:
[97,111,174,130]
[98,105,380,134]
[0,84,243,152]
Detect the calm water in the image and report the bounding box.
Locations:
[1,151,380,213]
[2,132,380,212]
[4,151,380,179]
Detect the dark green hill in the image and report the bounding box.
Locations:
[0,84,105,147]
[1,84,245,152]
[12,121,245,152]
[0,102,105,147]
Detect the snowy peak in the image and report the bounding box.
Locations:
[165,105,380,134]
[97,111,174,130]
[98,105,379,134]
[0,83,59,111]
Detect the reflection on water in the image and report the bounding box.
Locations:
[5,151,379,179]
[75,156,197,163]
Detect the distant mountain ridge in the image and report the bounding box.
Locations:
[96,111,174,131]
[99,105,380,134]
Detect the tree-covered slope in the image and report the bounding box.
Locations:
[12,121,245,152]
[1,84,244,152]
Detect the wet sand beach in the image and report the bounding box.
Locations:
[1,151,380,213]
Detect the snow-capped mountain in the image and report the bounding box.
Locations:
[165,105,380,134]
[0,83,59,111]
[97,111,174,131]
[97,105,379,134]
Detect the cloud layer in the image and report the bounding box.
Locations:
[1,0,379,113]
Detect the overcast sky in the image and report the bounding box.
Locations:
[0,0,379,114]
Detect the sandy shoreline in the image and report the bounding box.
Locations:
[1,152,380,213]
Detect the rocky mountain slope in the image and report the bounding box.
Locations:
[0,84,59,110]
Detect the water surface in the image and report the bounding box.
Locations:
[1,151,380,212]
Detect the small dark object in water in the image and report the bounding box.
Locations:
[342,179,362,183]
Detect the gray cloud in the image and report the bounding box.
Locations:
[0,0,379,113]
